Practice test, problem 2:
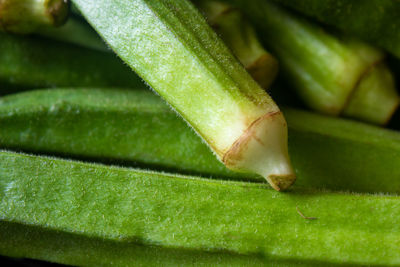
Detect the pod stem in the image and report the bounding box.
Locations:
[222,111,295,190]
[72,0,295,190]
[0,0,69,33]
[196,0,278,89]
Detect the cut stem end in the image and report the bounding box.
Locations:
[267,174,296,191]
[223,111,296,191]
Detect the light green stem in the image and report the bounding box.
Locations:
[72,0,295,190]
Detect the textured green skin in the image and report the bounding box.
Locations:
[269,0,400,58]
[3,88,400,193]
[0,33,142,91]
[72,0,279,155]
[0,88,240,180]
[1,150,400,266]
[1,221,310,267]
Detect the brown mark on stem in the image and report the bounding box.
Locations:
[221,111,295,191]
[222,111,296,192]
[340,59,384,114]
[246,54,279,90]
[222,111,280,166]
[382,97,400,126]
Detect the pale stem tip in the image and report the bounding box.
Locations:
[223,111,296,191]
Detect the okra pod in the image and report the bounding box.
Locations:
[222,0,399,125]
[0,0,69,33]
[44,4,278,88]
[42,1,278,88]
[2,88,400,193]
[343,63,399,124]
[1,150,400,266]
[0,33,143,90]
[269,0,400,59]
[195,0,278,89]
[73,0,295,190]
[0,88,248,181]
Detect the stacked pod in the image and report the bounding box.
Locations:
[2,88,400,194]
[219,0,399,125]
[1,0,400,266]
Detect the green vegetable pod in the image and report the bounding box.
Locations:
[40,6,278,88]
[41,5,278,87]
[195,0,278,89]
[0,32,143,91]
[343,63,399,124]
[73,0,295,190]
[0,0,69,33]
[1,150,400,266]
[269,0,400,59]
[3,88,400,193]
[223,0,399,125]
[41,1,278,88]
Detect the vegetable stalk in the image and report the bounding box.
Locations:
[3,88,400,193]
[223,0,399,125]
[0,0,69,33]
[1,150,400,266]
[73,0,295,190]
[195,0,278,89]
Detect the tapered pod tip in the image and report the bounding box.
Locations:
[268,174,296,191]
[223,111,296,191]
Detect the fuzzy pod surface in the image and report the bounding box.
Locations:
[1,88,400,194]
[1,150,400,266]
[72,0,296,190]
